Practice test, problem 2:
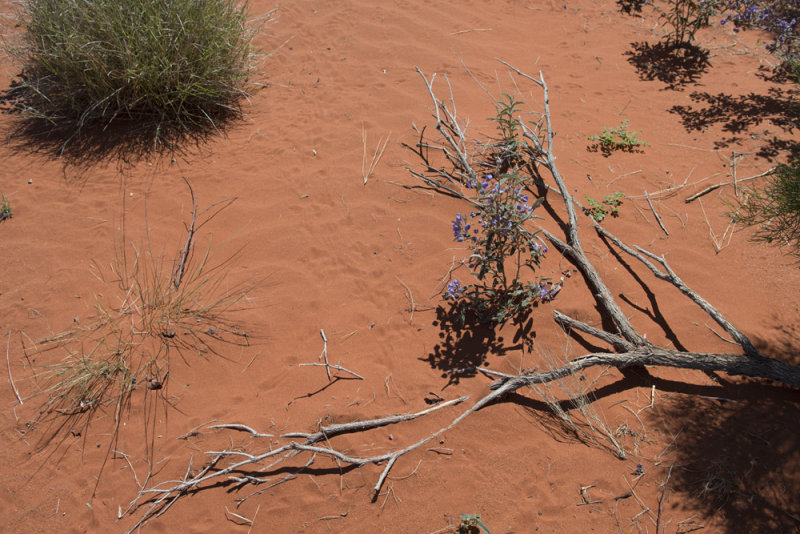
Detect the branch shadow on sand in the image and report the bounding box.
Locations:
[654,324,800,533]
[624,41,711,90]
[668,82,800,159]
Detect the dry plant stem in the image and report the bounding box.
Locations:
[172,178,198,290]
[299,329,364,380]
[362,124,391,185]
[6,330,23,405]
[656,464,675,534]
[126,396,469,530]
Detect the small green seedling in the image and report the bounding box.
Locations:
[585,192,625,222]
[588,120,647,155]
[457,513,491,534]
[0,192,12,221]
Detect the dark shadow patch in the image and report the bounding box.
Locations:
[617,0,649,15]
[669,86,800,158]
[0,75,249,169]
[655,327,800,532]
[423,303,527,387]
[625,41,711,90]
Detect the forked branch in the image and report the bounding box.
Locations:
[123,61,800,532]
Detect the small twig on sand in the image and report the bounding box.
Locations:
[685,167,776,203]
[645,189,669,236]
[299,329,364,380]
[173,178,198,290]
[6,330,22,405]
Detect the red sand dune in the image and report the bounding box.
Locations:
[1,1,799,532]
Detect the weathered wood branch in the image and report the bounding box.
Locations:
[123,61,800,533]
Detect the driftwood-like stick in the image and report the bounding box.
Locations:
[123,61,800,533]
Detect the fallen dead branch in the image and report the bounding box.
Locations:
[123,61,800,531]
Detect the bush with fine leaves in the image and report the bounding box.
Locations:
[4,0,260,154]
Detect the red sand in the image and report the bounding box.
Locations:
[1,1,799,532]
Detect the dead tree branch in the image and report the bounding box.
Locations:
[122,61,800,532]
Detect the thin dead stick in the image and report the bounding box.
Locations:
[656,464,675,534]
[298,362,365,380]
[449,28,493,35]
[207,423,273,438]
[395,275,417,322]
[300,329,364,380]
[319,329,331,381]
[645,189,669,236]
[6,330,22,405]
[173,177,198,290]
[247,504,261,534]
[684,167,776,203]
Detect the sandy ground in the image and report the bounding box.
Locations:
[1,0,799,532]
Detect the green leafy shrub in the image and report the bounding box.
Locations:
[4,0,261,155]
[457,513,491,534]
[588,120,647,155]
[0,192,11,221]
[735,163,800,257]
[660,0,719,45]
[584,192,625,222]
[443,95,556,325]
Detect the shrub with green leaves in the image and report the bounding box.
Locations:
[4,0,260,154]
[588,120,647,155]
[443,95,556,325]
[0,192,11,222]
[735,163,800,258]
[584,192,625,222]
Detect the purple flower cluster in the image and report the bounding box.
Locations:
[721,0,798,56]
[444,279,462,300]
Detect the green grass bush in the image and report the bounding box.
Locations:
[735,163,800,258]
[4,0,260,156]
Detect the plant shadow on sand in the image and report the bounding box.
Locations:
[669,68,800,159]
[0,79,247,170]
[422,303,534,387]
[625,41,711,90]
[654,325,800,533]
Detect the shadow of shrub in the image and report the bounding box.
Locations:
[625,41,711,90]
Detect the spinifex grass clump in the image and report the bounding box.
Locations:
[734,163,800,257]
[442,95,554,325]
[5,0,259,155]
[29,186,252,457]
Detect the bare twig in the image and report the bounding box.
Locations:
[645,189,669,236]
[684,167,776,203]
[299,329,364,380]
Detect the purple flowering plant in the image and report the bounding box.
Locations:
[720,0,799,61]
[442,95,557,324]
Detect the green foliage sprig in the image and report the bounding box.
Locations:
[584,192,625,222]
[0,193,11,222]
[588,120,647,155]
[734,163,800,258]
